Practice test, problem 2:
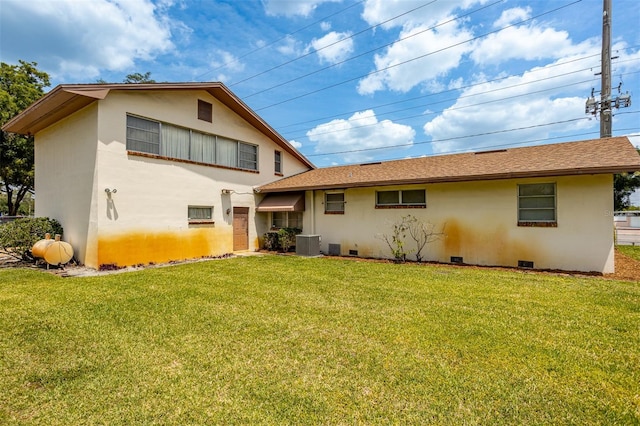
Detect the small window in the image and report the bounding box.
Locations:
[275,150,282,174]
[188,206,213,223]
[272,212,302,230]
[376,189,426,208]
[518,183,556,226]
[325,192,345,214]
[198,100,213,122]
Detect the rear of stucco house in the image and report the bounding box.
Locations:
[2,83,314,269]
[4,82,640,274]
[258,138,640,274]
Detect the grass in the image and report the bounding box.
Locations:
[1,255,639,425]
[618,244,640,262]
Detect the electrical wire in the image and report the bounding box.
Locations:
[195,0,365,81]
[303,111,640,159]
[282,67,640,140]
[252,0,584,111]
[229,0,444,89]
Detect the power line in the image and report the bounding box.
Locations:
[275,50,610,131]
[195,0,365,81]
[283,66,640,140]
[230,0,443,89]
[252,0,584,111]
[370,126,640,162]
[302,111,639,158]
[239,0,503,97]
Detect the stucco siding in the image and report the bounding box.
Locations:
[34,103,99,266]
[310,175,614,273]
[87,90,307,268]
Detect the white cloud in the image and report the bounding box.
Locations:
[262,0,340,17]
[470,20,595,66]
[0,0,175,81]
[276,35,304,56]
[361,0,482,30]
[423,55,606,154]
[207,50,245,83]
[309,31,354,64]
[493,6,531,28]
[320,21,332,31]
[289,140,303,149]
[357,21,474,94]
[307,110,415,163]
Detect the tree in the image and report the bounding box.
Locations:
[96,72,155,85]
[123,72,155,83]
[614,147,640,210]
[0,61,50,216]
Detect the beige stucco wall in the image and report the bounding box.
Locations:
[35,103,100,266]
[35,89,310,269]
[306,175,615,273]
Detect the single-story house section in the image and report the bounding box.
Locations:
[257,137,640,274]
[2,83,314,269]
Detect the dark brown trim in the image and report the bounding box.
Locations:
[324,211,345,215]
[128,151,260,174]
[375,205,427,209]
[188,221,215,225]
[517,221,558,227]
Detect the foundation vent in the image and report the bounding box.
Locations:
[518,260,534,269]
[328,244,341,256]
[450,256,463,264]
[348,249,358,256]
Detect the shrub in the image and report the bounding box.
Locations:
[278,228,299,252]
[262,228,301,252]
[0,217,63,260]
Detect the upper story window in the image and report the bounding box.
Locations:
[274,150,282,174]
[518,183,556,226]
[376,189,426,208]
[126,115,160,155]
[325,192,345,214]
[198,100,213,122]
[126,114,258,171]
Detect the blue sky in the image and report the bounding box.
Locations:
[1,0,639,167]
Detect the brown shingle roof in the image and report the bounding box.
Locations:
[257,137,640,193]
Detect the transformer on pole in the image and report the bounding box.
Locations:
[585,0,631,137]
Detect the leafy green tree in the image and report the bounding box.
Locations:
[614,147,640,211]
[0,60,50,216]
[96,72,155,84]
[123,72,155,83]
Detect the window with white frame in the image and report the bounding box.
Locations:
[325,192,345,214]
[271,212,302,230]
[126,114,259,171]
[518,183,556,225]
[188,206,213,223]
[376,189,426,208]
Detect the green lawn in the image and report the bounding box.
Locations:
[618,244,640,262]
[1,256,639,425]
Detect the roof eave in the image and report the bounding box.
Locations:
[258,166,638,193]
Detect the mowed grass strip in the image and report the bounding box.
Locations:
[1,255,639,425]
[618,244,640,262]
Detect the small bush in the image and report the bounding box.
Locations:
[262,228,301,252]
[0,217,63,260]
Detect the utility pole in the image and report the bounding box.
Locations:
[585,0,631,137]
